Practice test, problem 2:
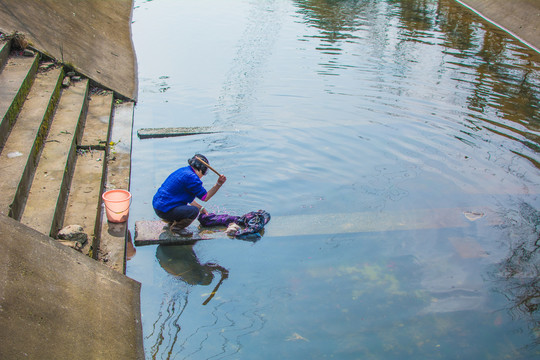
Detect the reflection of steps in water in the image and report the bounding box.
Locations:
[215,0,284,123]
[267,207,499,237]
[419,257,488,315]
[448,236,488,259]
[419,289,486,315]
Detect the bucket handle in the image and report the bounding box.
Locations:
[103,198,132,214]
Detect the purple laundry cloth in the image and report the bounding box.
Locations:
[198,213,240,227]
[199,210,271,242]
[235,210,271,239]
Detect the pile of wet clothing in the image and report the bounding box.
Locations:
[198,210,271,241]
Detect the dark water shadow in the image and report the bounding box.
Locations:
[156,243,229,305]
[490,201,540,350]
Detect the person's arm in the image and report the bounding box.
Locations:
[202,175,227,203]
[191,200,208,214]
[191,175,226,214]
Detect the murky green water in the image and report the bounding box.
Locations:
[128,0,540,358]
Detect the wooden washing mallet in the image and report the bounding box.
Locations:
[195,156,222,177]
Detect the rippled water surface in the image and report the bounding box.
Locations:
[128,0,540,358]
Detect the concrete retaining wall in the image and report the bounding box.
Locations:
[456,0,540,52]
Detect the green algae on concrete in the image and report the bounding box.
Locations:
[21,79,89,237]
[80,91,114,149]
[63,92,115,256]
[0,54,39,150]
[0,67,64,220]
[0,40,10,69]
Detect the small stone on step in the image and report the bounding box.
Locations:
[39,62,54,71]
[58,224,88,245]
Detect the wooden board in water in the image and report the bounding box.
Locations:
[134,220,226,246]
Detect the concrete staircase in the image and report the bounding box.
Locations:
[0,38,133,273]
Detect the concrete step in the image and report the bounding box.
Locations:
[98,101,134,273]
[0,66,63,220]
[63,91,114,256]
[0,47,134,273]
[0,213,144,360]
[0,40,11,70]
[80,90,113,149]
[21,78,89,237]
[0,53,39,150]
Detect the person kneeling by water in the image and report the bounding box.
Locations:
[153,154,227,236]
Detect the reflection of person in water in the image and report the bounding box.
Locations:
[156,243,229,305]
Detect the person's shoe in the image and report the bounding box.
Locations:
[169,219,194,237]
[170,226,193,237]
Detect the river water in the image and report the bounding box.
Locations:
[127,0,540,358]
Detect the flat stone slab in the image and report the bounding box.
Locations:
[134,220,227,246]
[137,126,218,139]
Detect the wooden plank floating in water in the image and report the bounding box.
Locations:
[137,126,219,139]
[134,220,226,246]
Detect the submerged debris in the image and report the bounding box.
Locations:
[463,211,485,221]
[286,332,309,342]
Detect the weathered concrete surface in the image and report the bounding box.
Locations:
[0,0,138,100]
[456,0,540,52]
[0,214,144,359]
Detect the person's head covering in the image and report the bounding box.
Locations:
[188,154,209,175]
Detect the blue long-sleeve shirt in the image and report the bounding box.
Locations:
[153,166,207,213]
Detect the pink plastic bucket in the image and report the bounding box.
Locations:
[102,189,131,223]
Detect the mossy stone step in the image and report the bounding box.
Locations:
[21,79,89,237]
[0,54,38,150]
[63,149,106,257]
[80,91,113,149]
[0,67,63,220]
[0,40,11,70]
[63,92,114,256]
[98,101,134,272]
